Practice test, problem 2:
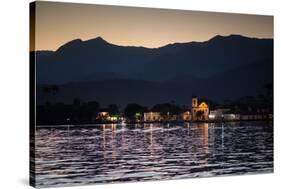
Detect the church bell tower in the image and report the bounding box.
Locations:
[192,96,198,108]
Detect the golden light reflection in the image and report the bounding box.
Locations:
[189,122,210,164]
[143,123,155,158]
[197,123,209,165]
[149,124,155,158]
[221,123,225,149]
[150,124,153,146]
[202,123,209,155]
[111,124,117,160]
[102,124,106,160]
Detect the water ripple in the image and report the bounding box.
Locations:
[35,121,273,187]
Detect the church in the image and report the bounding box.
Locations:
[191,96,209,121]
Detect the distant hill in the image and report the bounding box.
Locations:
[34,35,273,106]
[35,35,273,83]
[36,59,273,107]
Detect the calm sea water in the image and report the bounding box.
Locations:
[35,121,273,187]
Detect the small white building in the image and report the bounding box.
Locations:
[208,108,230,120]
[143,112,162,122]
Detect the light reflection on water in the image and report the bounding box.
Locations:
[35,122,273,187]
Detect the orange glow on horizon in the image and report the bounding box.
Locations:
[33,1,273,51]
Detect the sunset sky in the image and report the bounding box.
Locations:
[34,1,273,51]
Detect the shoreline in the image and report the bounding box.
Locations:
[36,119,273,127]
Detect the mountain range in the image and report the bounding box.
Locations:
[35,34,273,107]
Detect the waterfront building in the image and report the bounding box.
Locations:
[96,112,121,122]
[96,112,110,121]
[191,96,209,121]
[209,108,230,120]
[143,112,162,122]
[182,111,191,121]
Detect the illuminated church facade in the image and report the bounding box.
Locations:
[191,96,209,121]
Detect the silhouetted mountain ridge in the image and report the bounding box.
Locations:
[35,34,272,83]
[35,34,273,105]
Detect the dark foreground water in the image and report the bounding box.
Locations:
[35,121,273,187]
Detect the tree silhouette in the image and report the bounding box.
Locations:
[152,103,182,117]
[107,104,119,115]
[124,104,147,120]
